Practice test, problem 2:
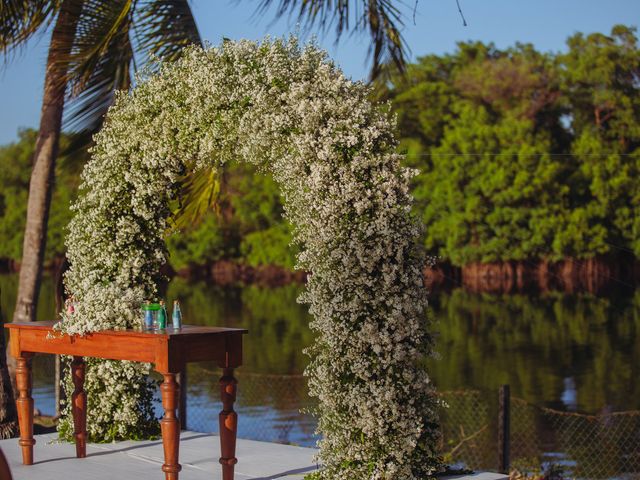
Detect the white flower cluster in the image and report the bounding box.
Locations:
[58,37,442,477]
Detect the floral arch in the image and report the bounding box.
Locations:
[59,38,440,479]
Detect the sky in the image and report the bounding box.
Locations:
[0,0,638,145]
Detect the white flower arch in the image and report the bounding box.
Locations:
[59,38,441,479]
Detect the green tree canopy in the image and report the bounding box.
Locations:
[376,25,640,265]
[0,130,78,263]
[3,26,639,271]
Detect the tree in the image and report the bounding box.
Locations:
[377,42,571,264]
[0,0,201,437]
[561,26,640,256]
[375,27,640,266]
[4,0,81,324]
[0,130,80,266]
[2,1,201,325]
[422,104,571,265]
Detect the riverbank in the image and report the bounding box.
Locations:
[1,255,638,293]
[426,255,639,294]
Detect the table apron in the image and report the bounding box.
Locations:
[12,330,158,364]
[9,329,244,372]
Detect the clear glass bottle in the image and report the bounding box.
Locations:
[142,301,160,330]
[172,300,182,329]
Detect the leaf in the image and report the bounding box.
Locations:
[62,0,201,146]
[62,0,134,132]
[0,0,58,57]
[133,0,200,64]
[170,167,222,232]
[254,0,409,79]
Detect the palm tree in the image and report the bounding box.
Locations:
[0,0,201,435]
[3,0,201,325]
[1,0,414,436]
[5,0,412,324]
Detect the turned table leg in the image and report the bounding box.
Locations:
[16,354,35,465]
[161,374,181,480]
[219,368,238,480]
[71,356,87,458]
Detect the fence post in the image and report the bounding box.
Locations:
[178,368,187,430]
[498,384,510,474]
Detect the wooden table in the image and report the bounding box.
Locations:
[4,321,247,480]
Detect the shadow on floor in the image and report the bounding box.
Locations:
[249,465,318,479]
[32,433,213,466]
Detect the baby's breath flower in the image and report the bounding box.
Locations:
[58,37,441,478]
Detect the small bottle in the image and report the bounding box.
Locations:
[172,300,182,329]
[143,301,154,330]
[157,300,167,330]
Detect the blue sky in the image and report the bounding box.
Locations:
[0,0,638,145]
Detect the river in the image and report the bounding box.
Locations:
[1,274,638,477]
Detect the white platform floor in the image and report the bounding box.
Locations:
[0,431,318,479]
[0,431,509,480]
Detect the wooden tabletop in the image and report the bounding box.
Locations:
[5,321,248,374]
[4,321,248,337]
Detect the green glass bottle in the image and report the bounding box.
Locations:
[157,300,167,330]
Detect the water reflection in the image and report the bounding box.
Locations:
[165,279,314,374]
[1,274,639,476]
[1,274,638,413]
[428,289,640,412]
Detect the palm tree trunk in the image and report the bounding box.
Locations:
[0,287,17,438]
[12,0,83,323]
[3,0,84,438]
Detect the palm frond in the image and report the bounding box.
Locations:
[256,0,350,34]
[255,0,409,79]
[170,168,221,232]
[62,0,134,133]
[134,0,201,64]
[364,0,407,79]
[0,0,59,57]
[63,0,200,137]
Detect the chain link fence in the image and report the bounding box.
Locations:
[178,368,317,447]
[32,359,640,479]
[510,398,640,479]
[178,367,640,479]
[438,390,640,479]
[438,389,495,470]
